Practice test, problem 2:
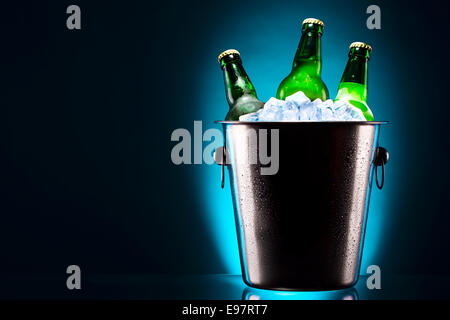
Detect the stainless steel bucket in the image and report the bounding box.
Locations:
[214,121,388,291]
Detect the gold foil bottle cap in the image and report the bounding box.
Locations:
[302,18,324,28]
[350,42,372,52]
[217,49,240,63]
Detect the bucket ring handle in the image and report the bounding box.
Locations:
[221,149,225,189]
[374,146,389,190]
[375,161,385,189]
[214,146,227,189]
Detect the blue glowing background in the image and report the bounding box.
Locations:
[198,0,402,274]
[2,0,450,293]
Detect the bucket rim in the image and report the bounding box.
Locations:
[215,120,389,125]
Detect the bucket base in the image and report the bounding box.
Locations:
[242,275,358,292]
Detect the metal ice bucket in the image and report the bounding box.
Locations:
[214,121,388,291]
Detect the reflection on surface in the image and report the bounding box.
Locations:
[242,286,359,300]
[4,273,450,299]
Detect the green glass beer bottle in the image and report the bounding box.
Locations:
[334,42,374,121]
[276,18,329,101]
[218,49,264,121]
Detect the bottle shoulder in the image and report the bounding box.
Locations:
[226,95,264,120]
[234,94,264,105]
[335,82,367,102]
[277,74,329,100]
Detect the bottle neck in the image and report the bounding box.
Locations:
[221,58,257,107]
[292,26,323,75]
[340,54,368,84]
[338,53,368,101]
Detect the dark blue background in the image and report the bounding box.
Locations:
[0,0,449,293]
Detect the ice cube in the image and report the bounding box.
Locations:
[332,101,365,121]
[275,101,296,121]
[259,110,280,121]
[298,102,313,120]
[309,99,323,120]
[296,98,319,120]
[322,99,334,107]
[346,106,365,121]
[280,108,299,121]
[238,91,368,122]
[239,111,259,121]
[320,104,335,121]
[285,91,311,106]
[263,97,285,112]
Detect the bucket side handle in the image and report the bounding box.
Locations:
[214,147,228,189]
[374,146,389,189]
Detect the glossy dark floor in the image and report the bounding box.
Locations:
[1,274,449,300]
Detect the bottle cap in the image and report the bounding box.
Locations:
[302,18,324,28]
[350,42,372,52]
[218,49,240,63]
